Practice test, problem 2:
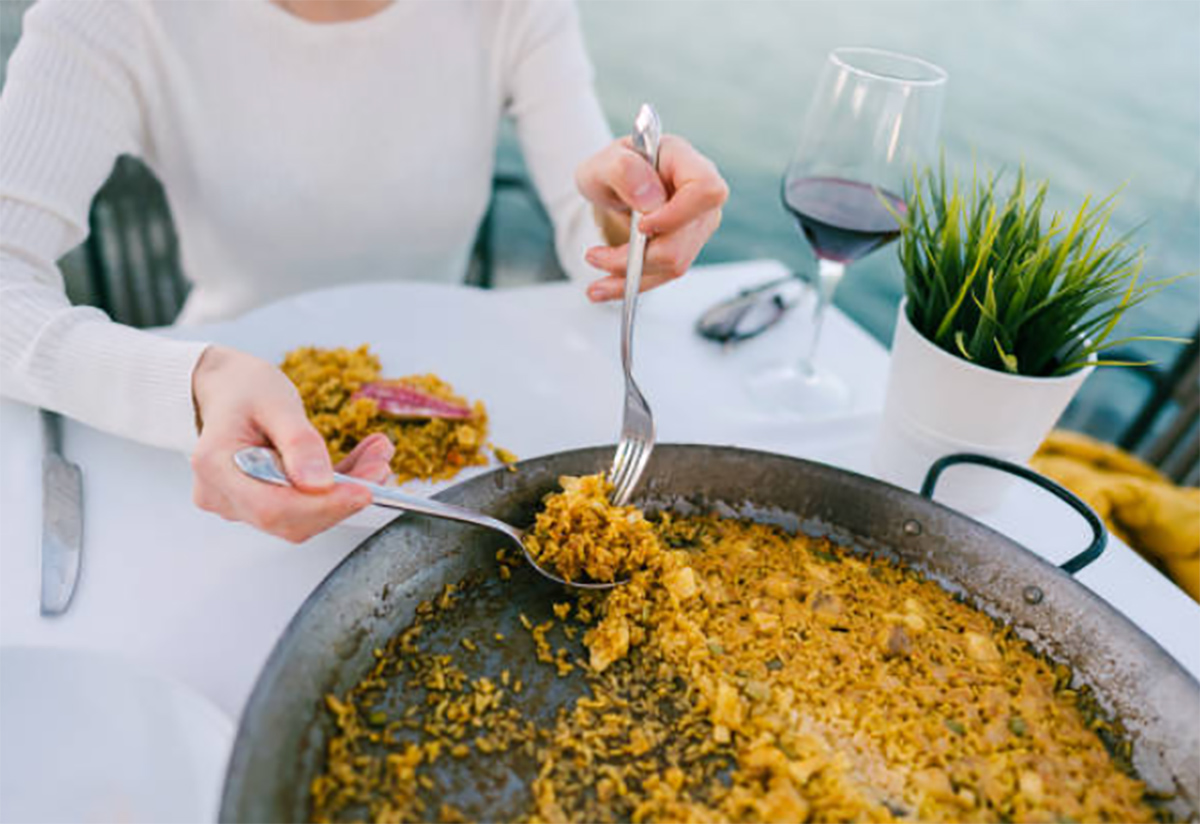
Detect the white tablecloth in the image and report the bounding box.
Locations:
[2,260,1196,724]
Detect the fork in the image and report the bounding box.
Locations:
[608,104,662,507]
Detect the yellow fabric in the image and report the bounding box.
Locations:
[1031,430,1200,603]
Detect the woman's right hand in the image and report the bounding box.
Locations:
[189,346,394,543]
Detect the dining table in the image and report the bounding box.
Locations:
[2,258,1197,814]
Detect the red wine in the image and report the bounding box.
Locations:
[783,176,906,263]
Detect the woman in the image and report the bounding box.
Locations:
[0,0,727,541]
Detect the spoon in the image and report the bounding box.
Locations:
[233,446,626,590]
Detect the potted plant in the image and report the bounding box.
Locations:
[873,161,1183,513]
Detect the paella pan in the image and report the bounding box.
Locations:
[220,445,1200,823]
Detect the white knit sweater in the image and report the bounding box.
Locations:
[0,0,611,452]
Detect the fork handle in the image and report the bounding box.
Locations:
[623,210,649,366]
[621,104,662,371]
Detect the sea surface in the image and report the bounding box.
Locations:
[568,0,1200,438]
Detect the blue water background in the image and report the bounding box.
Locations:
[570,0,1200,437]
[2,0,1197,438]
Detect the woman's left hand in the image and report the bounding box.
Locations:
[576,135,728,302]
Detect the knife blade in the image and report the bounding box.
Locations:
[40,410,83,617]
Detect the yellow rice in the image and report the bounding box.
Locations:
[280,345,508,484]
[311,474,1163,824]
[523,475,657,584]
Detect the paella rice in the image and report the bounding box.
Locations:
[523,475,658,584]
[280,345,513,483]
[310,474,1165,824]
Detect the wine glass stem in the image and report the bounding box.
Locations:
[795,258,846,377]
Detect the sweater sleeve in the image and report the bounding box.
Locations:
[499,0,613,283]
[0,0,209,453]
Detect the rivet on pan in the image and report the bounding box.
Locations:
[902,519,923,536]
[1023,585,1044,605]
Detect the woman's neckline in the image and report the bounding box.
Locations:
[256,0,409,34]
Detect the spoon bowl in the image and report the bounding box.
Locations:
[233,447,626,590]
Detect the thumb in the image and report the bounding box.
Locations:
[255,394,334,491]
[616,149,668,214]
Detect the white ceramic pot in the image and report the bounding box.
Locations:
[872,300,1093,514]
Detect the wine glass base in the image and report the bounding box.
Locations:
[745,365,853,419]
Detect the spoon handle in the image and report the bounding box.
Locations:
[234,446,627,590]
[233,446,520,538]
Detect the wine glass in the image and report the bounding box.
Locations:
[746,47,947,417]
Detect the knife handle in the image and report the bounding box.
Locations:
[41,407,64,456]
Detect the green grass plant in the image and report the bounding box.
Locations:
[897,160,1187,377]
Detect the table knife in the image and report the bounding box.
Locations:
[40,409,83,617]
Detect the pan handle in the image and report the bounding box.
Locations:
[920,453,1107,575]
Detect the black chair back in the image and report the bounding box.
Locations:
[85,156,189,328]
[83,158,561,327]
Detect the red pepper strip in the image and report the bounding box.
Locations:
[352,381,473,420]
